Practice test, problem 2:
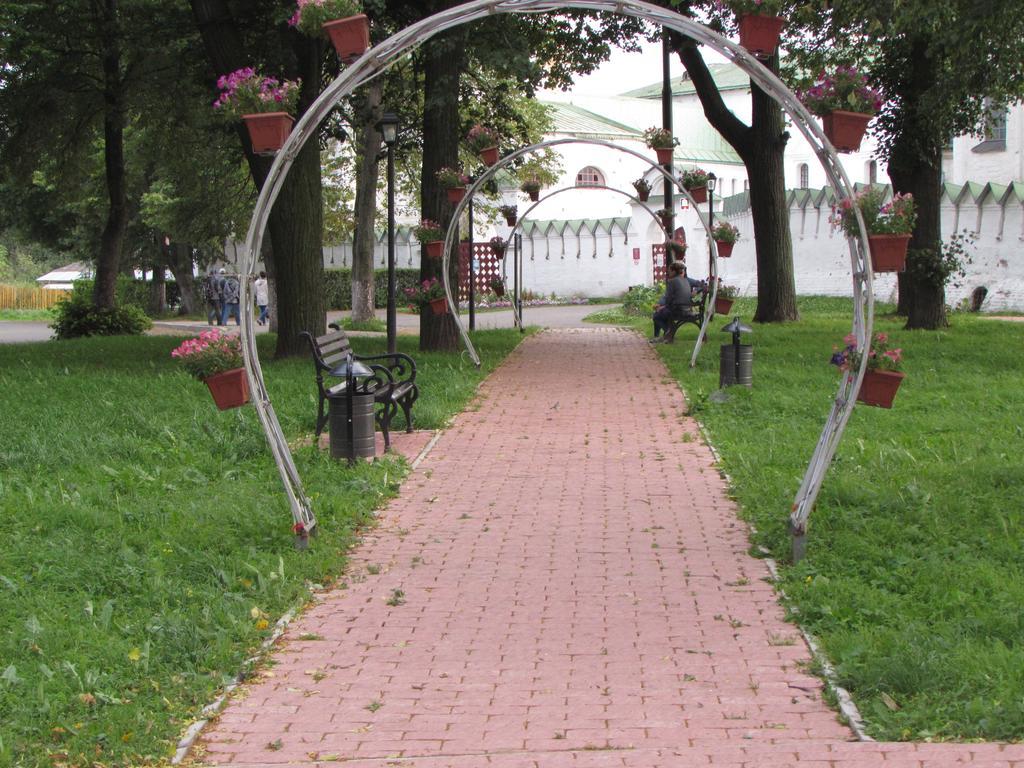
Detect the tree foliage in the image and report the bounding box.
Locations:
[785,0,1024,328]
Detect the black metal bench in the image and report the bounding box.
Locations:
[299,325,418,451]
[663,286,708,343]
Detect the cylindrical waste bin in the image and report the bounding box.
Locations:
[720,344,753,388]
[328,392,376,460]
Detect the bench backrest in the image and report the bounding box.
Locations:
[314,329,353,370]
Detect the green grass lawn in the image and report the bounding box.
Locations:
[0,308,54,322]
[590,297,1024,742]
[0,329,527,767]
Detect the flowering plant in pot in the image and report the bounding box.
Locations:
[404,277,448,315]
[680,167,710,203]
[466,124,500,165]
[830,187,916,272]
[632,177,652,202]
[436,166,470,204]
[213,68,301,154]
[713,280,739,314]
[728,0,786,57]
[489,235,507,258]
[489,276,506,297]
[520,177,542,201]
[711,220,740,257]
[830,331,905,408]
[289,0,369,63]
[643,126,678,164]
[656,208,674,230]
[799,66,882,152]
[414,219,445,259]
[171,329,249,409]
[498,204,518,225]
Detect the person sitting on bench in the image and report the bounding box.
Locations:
[651,261,693,343]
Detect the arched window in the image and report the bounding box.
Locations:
[867,160,878,184]
[798,163,809,189]
[575,166,605,187]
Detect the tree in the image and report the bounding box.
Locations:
[671,31,798,322]
[0,0,183,309]
[789,0,1024,329]
[189,0,326,356]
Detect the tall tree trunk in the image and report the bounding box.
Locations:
[673,38,797,322]
[888,37,946,329]
[93,0,128,310]
[419,27,464,352]
[352,81,384,323]
[166,242,198,315]
[189,0,324,356]
[749,78,797,322]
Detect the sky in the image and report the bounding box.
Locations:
[541,38,727,101]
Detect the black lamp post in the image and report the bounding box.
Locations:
[377,112,399,354]
[706,172,717,285]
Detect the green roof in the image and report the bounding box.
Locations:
[543,102,642,140]
[622,63,750,99]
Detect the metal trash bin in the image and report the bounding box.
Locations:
[719,344,753,388]
[719,317,753,388]
[328,392,376,460]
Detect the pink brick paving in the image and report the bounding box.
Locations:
[192,328,1024,768]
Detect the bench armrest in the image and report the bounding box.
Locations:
[356,352,417,384]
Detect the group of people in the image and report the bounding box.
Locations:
[203,268,270,327]
[650,260,708,343]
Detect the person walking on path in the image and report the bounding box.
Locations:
[203,268,223,326]
[254,271,269,326]
[220,271,241,326]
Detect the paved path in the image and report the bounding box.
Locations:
[194,328,1021,767]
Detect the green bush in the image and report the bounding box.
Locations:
[51,294,153,339]
[622,283,663,316]
[71,276,181,315]
[322,268,422,310]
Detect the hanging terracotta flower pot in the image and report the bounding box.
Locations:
[429,297,449,316]
[323,14,370,64]
[446,186,466,205]
[423,241,444,259]
[637,188,650,202]
[503,211,517,226]
[204,368,250,410]
[714,296,735,315]
[490,280,506,297]
[857,369,905,408]
[688,186,708,205]
[715,240,735,258]
[868,234,911,272]
[738,14,785,57]
[655,147,674,164]
[242,113,294,155]
[822,110,872,153]
[479,146,499,166]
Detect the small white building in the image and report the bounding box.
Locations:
[35,262,92,291]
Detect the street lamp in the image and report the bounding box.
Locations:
[377,112,399,353]
[706,172,717,285]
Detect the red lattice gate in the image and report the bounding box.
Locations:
[458,242,505,300]
[652,243,667,283]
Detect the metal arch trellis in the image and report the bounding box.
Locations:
[488,180,703,332]
[439,137,715,366]
[240,0,876,561]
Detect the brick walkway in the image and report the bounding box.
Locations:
[193,329,1023,767]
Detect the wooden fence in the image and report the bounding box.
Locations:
[0,285,70,310]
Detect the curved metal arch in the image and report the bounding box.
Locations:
[240,0,876,560]
[439,136,716,366]
[493,182,681,329]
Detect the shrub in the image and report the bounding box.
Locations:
[622,284,663,317]
[51,295,152,339]
[321,268,423,310]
